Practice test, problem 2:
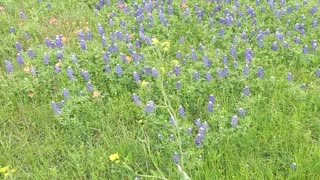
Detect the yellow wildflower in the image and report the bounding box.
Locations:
[0,166,9,173]
[160,67,165,73]
[172,60,179,65]
[151,38,159,45]
[137,119,144,125]
[140,80,148,88]
[109,153,120,162]
[163,47,169,52]
[161,41,170,47]
[4,173,10,177]
[92,90,101,97]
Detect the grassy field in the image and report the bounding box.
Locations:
[0,0,320,179]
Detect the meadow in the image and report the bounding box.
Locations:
[0,0,320,179]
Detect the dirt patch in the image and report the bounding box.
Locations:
[0,6,5,13]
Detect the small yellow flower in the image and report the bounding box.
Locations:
[163,47,169,52]
[23,66,30,73]
[161,41,170,47]
[92,90,101,97]
[140,80,148,88]
[4,173,10,177]
[0,166,9,173]
[160,67,165,73]
[172,60,179,65]
[137,119,144,125]
[109,153,120,162]
[151,38,159,45]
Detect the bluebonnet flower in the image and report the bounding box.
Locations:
[173,65,180,76]
[77,29,86,40]
[205,72,211,81]
[157,134,164,139]
[46,2,51,9]
[222,55,228,65]
[51,101,61,114]
[223,66,229,77]
[203,54,212,67]
[243,86,250,96]
[15,42,22,52]
[176,81,181,89]
[219,28,224,37]
[180,36,184,44]
[195,119,202,128]
[244,48,253,63]
[193,71,199,80]
[67,67,75,80]
[169,116,175,125]
[28,49,36,58]
[19,11,26,20]
[87,29,93,40]
[238,108,246,116]
[45,37,53,48]
[230,115,238,127]
[80,40,86,51]
[71,54,77,64]
[207,101,213,112]
[293,36,301,44]
[133,71,140,82]
[176,50,181,59]
[30,66,36,75]
[186,127,192,134]
[16,53,24,65]
[56,50,63,60]
[195,133,204,146]
[191,48,197,60]
[283,41,289,48]
[86,82,93,91]
[172,152,179,164]
[152,68,158,78]
[312,40,317,51]
[300,83,307,89]
[302,45,308,54]
[208,94,215,103]
[5,60,13,73]
[81,70,90,81]
[105,65,111,73]
[312,18,318,28]
[233,61,238,68]
[217,68,223,78]
[257,66,264,78]
[178,105,186,117]
[145,66,152,75]
[243,64,250,77]
[55,36,63,49]
[287,72,293,82]
[62,88,70,99]
[99,36,106,47]
[9,27,15,33]
[145,100,155,114]
[43,53,50,65]
[290,163,297,170]
[315,69,320,77]
[132,93,141,106]
[271,41,278,51]
[97,23,105,36]
[169,134,174,141]
[115,64,123,76]
[102,52,110,63]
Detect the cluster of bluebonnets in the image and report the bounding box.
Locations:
[3,0,320,167]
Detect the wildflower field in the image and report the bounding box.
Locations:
[1,0,320,179]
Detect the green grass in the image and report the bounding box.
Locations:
[0,0,320,179]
